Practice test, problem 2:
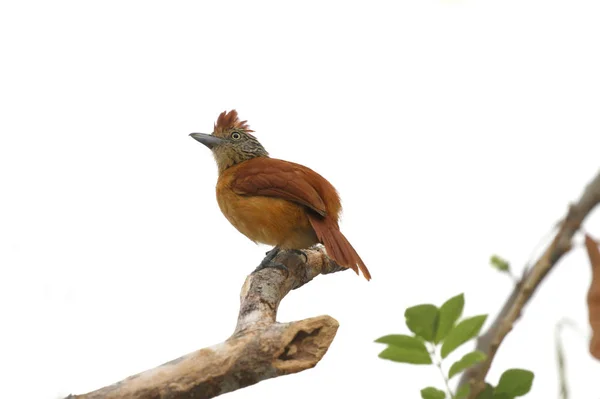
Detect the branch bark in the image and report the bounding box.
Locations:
[460,169,600,398]
[67,246,346,399]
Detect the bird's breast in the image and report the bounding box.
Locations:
[215,177,318,249]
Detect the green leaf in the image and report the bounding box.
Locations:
[490,255,510,272]
[475,384,494,399]
[378,346,432,365]
[376,334,432,364]
[405,304,439,342]
[456,383,470,399]
[375,334,425,347]
[420,387,446,399]
[435,293,465,343]
[495,368,534,397]
[441,315,487,359]
[448,350,487,379]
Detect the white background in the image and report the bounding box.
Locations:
[1,1,599,398]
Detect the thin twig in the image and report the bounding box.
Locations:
[430,345,455,399]
[555,318,582,399]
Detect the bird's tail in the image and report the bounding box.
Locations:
[308,214,371,281]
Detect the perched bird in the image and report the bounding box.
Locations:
[190,110,371,280]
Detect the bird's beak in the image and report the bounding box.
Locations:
[189,133,225,149]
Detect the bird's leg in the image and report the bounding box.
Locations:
[264,247,280,259]
[253,246,289,275]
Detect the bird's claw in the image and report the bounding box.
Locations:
[290,249,308,262]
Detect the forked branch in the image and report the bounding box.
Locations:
[67,246,346,399]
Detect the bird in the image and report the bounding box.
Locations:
[189,110,371,281]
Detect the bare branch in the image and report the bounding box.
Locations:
[460,169,600,398]
[66,246,346,399]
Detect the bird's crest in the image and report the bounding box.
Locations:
[214,110,254,136]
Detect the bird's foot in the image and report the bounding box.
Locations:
[253,260,289,275]
[262,247,281,263]
[253,247,289,276]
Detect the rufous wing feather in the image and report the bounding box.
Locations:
[308,213,371,281]
[231,159,328,216]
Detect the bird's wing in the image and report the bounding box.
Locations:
[231,158,328,217]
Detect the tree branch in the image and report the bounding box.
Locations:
[460,169,600,398]
[66,246,346,399]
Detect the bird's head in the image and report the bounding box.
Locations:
[190,110,269,173]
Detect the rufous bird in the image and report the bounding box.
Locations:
[190,110,371,281]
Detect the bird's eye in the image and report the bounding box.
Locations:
[231,132,242,140]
